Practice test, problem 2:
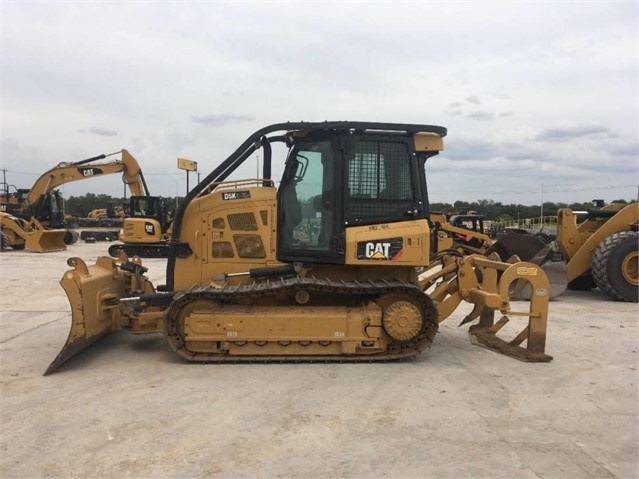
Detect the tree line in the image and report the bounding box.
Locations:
[64,193,183,217]
[429,198,635,222]
[64,193,634,222]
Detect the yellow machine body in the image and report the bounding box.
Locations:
[48,122,554,374]
[556,202,638,301]
[1,149,149,252]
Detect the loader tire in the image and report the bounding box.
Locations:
[567,274,596,291]
[0,233,7,251]
[64,230,80,245]
[592,231,638,302]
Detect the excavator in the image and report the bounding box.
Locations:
[0,149,150,252]
[46,121,553,374]
[107,195,174,258]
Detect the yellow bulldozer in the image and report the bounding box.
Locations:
[0,149,150,252]
[46,121,553,374]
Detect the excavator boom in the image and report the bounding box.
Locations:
[21,149,149,211]
[2,149,150,252]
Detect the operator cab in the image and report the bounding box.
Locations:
[277,130,437,264]
[129,196,172,232]
[448,214,486,234]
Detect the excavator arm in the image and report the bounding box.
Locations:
[21,149,150,212]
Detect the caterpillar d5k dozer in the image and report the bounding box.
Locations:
[46,122,553,375]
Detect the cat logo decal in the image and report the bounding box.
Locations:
[357,237,403,260]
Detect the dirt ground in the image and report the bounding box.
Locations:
[1,241,637,478]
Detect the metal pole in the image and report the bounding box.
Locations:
[186,171,189,194]
[540,181,544,230]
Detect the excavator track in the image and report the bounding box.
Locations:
[164,277,439,363]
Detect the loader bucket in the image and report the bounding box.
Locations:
[45,257,126,375]
[486,229,550,262]
[486,229,568,300]
[24,228,68,253]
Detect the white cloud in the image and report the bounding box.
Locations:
[1,2,637,205]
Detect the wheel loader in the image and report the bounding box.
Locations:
[47,121,553,375]
[554,201,638,302]
[0,149,150,252]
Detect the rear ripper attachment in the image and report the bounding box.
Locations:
[420,252,552,362]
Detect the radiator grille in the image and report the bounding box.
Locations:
[227,212,258,231]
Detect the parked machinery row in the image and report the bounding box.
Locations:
[1,122,635,376]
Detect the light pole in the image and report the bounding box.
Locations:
[540,181,544,229]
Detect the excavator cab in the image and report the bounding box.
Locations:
[108,195,174,257]
[122,196,171,242]
[31,190,66,229]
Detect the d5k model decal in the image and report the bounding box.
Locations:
[357,237,403,260]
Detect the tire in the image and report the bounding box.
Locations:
[567,274,596,291]
[592,231,638,302]
[64,230,80,245]
[0,233,7,251]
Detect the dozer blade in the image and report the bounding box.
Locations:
[24,228,68,253]
[45,257,127,375]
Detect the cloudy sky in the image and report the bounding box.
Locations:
[2,2,637,206]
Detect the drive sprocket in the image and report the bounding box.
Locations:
[382,300,424,342]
